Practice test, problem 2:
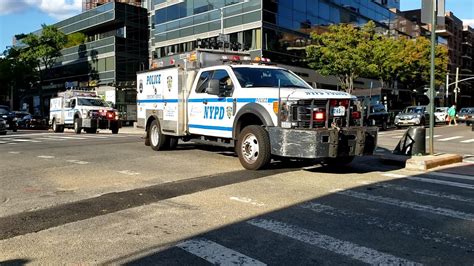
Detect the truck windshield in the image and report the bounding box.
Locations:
[78,98,108,107]
[232,67,311,89]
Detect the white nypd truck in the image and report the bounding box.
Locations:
[136,49,377,170]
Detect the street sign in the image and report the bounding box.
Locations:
[421,0,445,25]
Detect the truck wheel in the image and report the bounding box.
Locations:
[74,118,82,134]
[52,119,64,133]
[149,120,168,151]
[237,125,271,170]
[167,137,178,150]
[323,156,354,167]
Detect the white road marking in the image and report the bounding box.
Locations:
[300,202,474,251]
[117,170,140,176]
[464,160,474,164]
[37,155,55,159]
[248,219,420,265]
[49,136,86,140]
[0,132,52,138]
[230,196,265,207]
[338,190,474,221]
[391,135,404,139]
[407,176,474,190]
[35,137,66,141]
[422,171,474,181]
[177,238,266,266]
[460,139,474,143]
[437,136,462,142]
[426,135,441,139]
[0,141,6,144]
[80,135,108,139]
[8,151,20,154]
[66,159,90,165]
[7,143,17,145]
[376,183,474,204]
[11,139,40,143]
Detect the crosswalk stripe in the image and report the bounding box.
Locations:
[426,135,441,139]
[407,176,474,190]
[176,238,266,266]
[248,219,420,265]
[80,135,108,139]
[36,137,65,141]
[460,139,474,143]
[47,136,86,140]
[300,202,474,251]
[0,141,6,144]
[11,139,41,143]
[437,136,462,142]
[422,171,474,181]
[376,183,474,204]
[338,190,474,221]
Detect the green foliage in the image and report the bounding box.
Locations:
[306,21,449,93]
[306,21,378,94]
[19,24,67,73]
[65,32,87,48]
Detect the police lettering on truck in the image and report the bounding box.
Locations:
[136,50,377,170]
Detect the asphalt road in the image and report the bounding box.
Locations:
[1,128,473,264]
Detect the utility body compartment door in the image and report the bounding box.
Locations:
[187,68,236,138]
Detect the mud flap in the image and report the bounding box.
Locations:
[328,129,339,158]
[354,129,366,156]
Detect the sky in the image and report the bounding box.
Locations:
[0,0,474,53]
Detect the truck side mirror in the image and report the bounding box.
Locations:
[207,80,222,96]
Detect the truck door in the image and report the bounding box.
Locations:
[188,69,234,138]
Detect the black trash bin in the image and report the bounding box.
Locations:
[393,126,426,156]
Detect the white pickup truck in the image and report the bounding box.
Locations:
[49,90,121,134]
[136,50,377,170]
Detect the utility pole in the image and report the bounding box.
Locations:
[445,72,449,106]
[428,0,437,155]
[454,66,459,105]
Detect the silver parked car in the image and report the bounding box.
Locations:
[394,106,429,128]
[434,107,448,124]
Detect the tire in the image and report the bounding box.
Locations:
[396,125,402,129]
[111,127,119,134]
[167,137,178,150]
[74,118,82,134]
[52,119,64,133]
[323,156,355,167]
[148,119,168,151]
[0,131,6,135]
[12,125,17,132]
[236,125,271,170]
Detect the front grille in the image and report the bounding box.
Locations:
[289,99,353,129]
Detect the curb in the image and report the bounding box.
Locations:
[405,154,463,171]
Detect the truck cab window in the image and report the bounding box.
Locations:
[196,71,212,93]
[70,99,76,108]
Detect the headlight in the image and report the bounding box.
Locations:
[13,117,17,121]
[279,100,298,122]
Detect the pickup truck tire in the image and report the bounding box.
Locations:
[52,119,64,133]
[237,125,271,170]
[74,118,82,134]
[167,137,178,150]
[149,120,168,151]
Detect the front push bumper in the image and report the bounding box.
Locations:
[82,118,122,130]
[268,126,378,159]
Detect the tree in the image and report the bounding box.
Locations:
[17,24,67,114]
[306,21,378,94]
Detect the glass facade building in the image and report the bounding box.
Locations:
[26,2,148,119]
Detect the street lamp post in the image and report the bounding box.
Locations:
[428,0,437,155]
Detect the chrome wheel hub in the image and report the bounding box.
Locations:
[241,133,259,163]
